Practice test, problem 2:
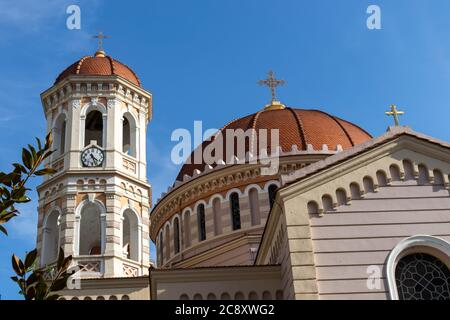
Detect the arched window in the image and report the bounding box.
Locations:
[54,114,67,156]
[179,294,189,300]
[164,225,170,261]
[307,201,319,215]
[262,291,272,300]
[350,182,361,199]
[418,164,429,185]
[122,209,139,261]
[173,217,180,254]
[275,290,283,300]
[249,188,261,226]
[403,160,415,180]
[42,210,60,265]
[268,184,278,210]
[395,253,450,300]
[376,170,388,187]
[433,169,445,187]
[193,294,203,300]
[220,292,231,300]
[206,293,217,300]
[197,204,206,241]
[363,176,375,193]
[85,110,103,147]
[79,203,102,255]
[122,113,137,157]
[248,291,258,300]
[390,164,401,182]
[321,195,333,212]
[159,233,164,265]
[184,211,191,247]
[230,193,241,231]
[121,295,130,300]
[212,198,222,236]
[336,188,347,206]
[234,292,245,300]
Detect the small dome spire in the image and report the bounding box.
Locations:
[264,100,286,110]
[94,50,106,57]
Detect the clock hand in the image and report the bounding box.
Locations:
[90,154,98,163]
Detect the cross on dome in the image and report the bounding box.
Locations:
[258,70,286,110]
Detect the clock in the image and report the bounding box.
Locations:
[81,147,104,167]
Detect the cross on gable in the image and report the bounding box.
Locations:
[385,104,405,126]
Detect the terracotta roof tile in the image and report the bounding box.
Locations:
[55,55,141,87]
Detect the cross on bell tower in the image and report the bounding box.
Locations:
[93,31,110,57]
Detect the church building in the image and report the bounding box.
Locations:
[35,48,450,300]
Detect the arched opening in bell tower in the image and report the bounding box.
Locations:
[85,110,103,147]
[122,209,140,261]
[79,202,102,255]
[53,114,67,156]
[41,210,60,266]
[122,112,137,157]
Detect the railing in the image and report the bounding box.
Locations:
[122,264,138,277]
[74,256,103,277]
[121,257,141,277]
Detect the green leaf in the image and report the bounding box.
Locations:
[26,272,39,286]
[22,148,33,170]
[34,168,57,176]
[36,137,42,152]
[24,249,37,269]
[45,132,53,150]
[59,256,72,273]
[14,195,30,203]
[28,144,38,163]
[0,224,7,235]
[50,277,68,292]
[12,254,24,276]
[26,286,36,300]
[56,247,65,270]
[42,150,54,160]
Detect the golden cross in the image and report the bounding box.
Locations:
[385,104,405,126]
[93,31,110,52]
[258,70,285,103]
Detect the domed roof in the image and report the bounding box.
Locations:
[176,106,372,180]
[54,51,141,87]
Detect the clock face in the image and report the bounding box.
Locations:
[81,147,104,167]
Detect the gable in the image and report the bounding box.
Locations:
[278,133,450,299]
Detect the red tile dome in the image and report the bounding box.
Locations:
[176,107,372,180]
[54,51,141,87]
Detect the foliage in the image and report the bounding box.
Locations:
[0,133,55,236]
[11,247,73,300]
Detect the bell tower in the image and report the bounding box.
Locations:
[36,48,152,278]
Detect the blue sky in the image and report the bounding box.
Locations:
[1,0,450,299]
